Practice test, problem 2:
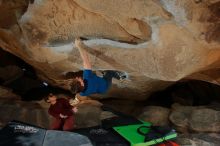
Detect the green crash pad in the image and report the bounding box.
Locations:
[113,122,177,146]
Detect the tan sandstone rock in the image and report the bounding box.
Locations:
[0,0,220,99]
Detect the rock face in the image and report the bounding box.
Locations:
[0,0,220,99]
[177,133,220,146]
[138,106,170,126]
[0,86,20,99]
[170,103,220,133]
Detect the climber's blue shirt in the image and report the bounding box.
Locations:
[80,69,109,96]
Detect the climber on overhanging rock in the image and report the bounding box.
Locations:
[69,38,126,100]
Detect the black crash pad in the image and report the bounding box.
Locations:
[0,121,92,146]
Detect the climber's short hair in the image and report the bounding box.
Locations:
[70,80,83,94]
[64,71,83,79]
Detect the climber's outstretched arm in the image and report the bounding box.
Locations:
[75,38,92,69]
